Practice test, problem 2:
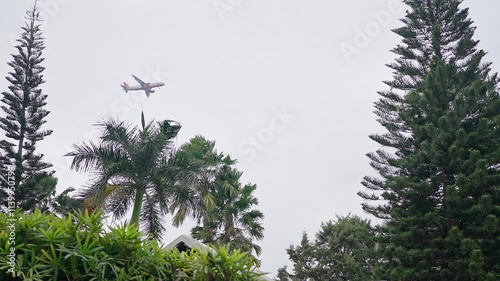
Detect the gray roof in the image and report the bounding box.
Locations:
[258,274,274,281]
[165,234,212,252]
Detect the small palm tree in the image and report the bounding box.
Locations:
[192,168,265,256]
[169,136,264,255]
[168,135,230,226]
[66,112,181,238]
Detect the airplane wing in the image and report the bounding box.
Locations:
[132,75,146,87]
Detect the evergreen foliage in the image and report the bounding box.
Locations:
[277,215,378,280]
[0,210,263,280]
[0,2,55,212]
[359,0,500,279]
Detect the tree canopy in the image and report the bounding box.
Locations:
[278,215,378,281]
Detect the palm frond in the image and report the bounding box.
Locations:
[221,181,238,197]
[202,194,216,211]
[141,193,165,239]
[96,117,138,150]
[75,173,110,209]
[66,141,129,173]
[65,141,103,172]
[148,174,173,215]
[169,185,200,226]
[105,185,136,221]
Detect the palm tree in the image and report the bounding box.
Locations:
[192,168,265,256]
[167,135,230,226]
[66,112,181,238]
[169,136,264,255]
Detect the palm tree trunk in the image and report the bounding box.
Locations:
[130,189,144,227]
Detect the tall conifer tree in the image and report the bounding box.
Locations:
[0,2,55,212]
[359,1,499,279]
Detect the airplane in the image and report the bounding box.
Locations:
[121,75,165,97]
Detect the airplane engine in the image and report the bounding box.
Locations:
[150,90,155,93]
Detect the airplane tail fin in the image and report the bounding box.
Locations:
[121,82,130,93]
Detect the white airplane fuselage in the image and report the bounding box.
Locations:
[124,82,164,92]
[121,75,165,97]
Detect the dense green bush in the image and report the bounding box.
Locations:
[0,210,263,280]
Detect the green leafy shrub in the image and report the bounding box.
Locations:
[0,210,263,280]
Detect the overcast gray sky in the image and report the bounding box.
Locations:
[1,0,499,277]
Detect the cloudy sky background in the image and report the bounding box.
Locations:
[1,0,499,276]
